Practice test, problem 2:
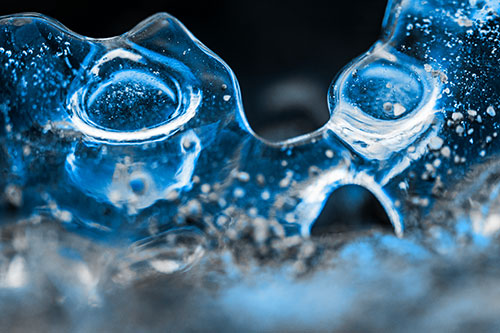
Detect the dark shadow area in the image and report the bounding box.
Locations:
[311,185,392,236]
[252,75,330,141]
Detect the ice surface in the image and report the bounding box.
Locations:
[0,12,371,238]
[2,2,500,241]
[329,0,500,235]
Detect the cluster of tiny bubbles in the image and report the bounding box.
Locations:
[67,47,201,144]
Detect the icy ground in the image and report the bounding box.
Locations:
[1,208,500,332]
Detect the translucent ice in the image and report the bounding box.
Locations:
[328,0,500,234]
[1,0,500,240]
[0,13,246,239]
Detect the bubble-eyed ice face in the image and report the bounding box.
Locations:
[1,1,500,240]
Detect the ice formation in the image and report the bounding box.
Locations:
[1,0,500,242]
[1,2,500,331]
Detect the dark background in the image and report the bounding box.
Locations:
[0,0,388,140]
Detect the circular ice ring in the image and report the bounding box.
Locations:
[68,49,201,145]
[328,47,440,161]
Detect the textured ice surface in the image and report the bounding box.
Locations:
[1,1,500,331]
[2,1,500,241]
